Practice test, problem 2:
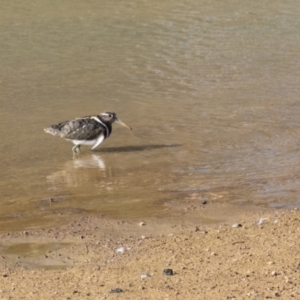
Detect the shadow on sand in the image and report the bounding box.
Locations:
[94,144,181,153]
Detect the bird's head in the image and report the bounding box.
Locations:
[99,111,132,130]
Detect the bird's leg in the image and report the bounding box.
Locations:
[72,145,77,153]
[72,144,81,154]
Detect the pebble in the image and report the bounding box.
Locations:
[163,269,174,276]
[232,223,242,228]
[109,288,123,293]
[257,218,268,225]
[141,273,150,279]
[285,276,291,283]
[139,222,146,226]
[116,247,125,253]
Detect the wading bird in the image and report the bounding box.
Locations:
[44,111,132,153]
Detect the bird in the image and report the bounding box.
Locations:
[44,111,132,153]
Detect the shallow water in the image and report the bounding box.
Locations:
[1,242,71,268]
[1,0,300,231]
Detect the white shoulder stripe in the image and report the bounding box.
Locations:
[91,116,110,138]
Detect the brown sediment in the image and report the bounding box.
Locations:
[0,207,299,299]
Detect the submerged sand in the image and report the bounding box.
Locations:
[0,208,299,299]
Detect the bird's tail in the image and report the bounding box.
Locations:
[44,126,63,137]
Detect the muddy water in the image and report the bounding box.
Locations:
[1,0,300,231]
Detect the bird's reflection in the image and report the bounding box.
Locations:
[73,154,106,169]
[47,154,113,188]
[47,144,180,190]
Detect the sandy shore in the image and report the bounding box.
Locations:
[0,208,299,299]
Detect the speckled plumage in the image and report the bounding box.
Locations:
[44,111,132,153]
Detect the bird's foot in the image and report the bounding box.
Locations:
[72,145,81,154]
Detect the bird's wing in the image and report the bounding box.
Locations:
[48,117,105,140]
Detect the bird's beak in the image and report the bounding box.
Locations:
[115,118,132,130]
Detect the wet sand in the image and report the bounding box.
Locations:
[0,207,299,299]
